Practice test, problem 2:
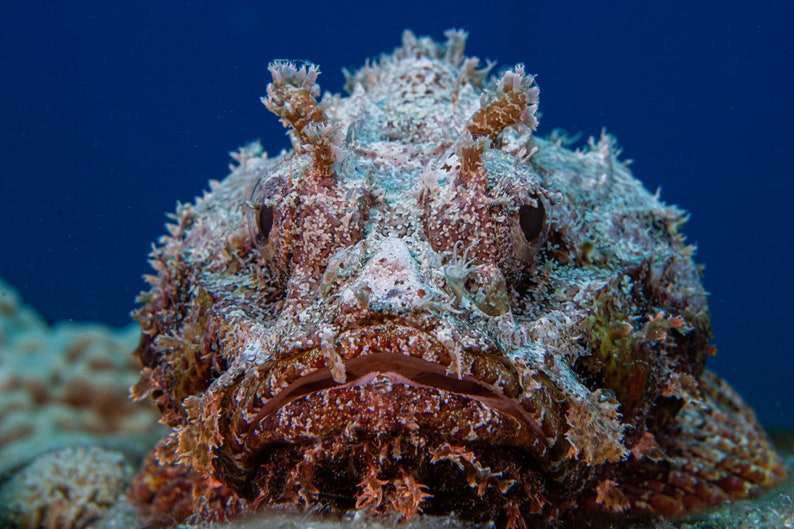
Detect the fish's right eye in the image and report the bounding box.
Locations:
[247,178,274,256]
[258,205,275,242]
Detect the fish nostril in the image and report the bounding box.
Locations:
[466,264,511,317]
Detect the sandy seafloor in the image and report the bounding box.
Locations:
[0,277,791,529]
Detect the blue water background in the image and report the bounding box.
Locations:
[2,2,792,428]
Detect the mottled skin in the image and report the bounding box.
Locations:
[130,30,786,527]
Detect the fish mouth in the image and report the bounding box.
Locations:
[241,323,549,460]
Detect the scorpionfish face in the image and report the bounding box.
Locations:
[130,30,785,528]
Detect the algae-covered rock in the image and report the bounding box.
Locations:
[0,278,162,477]
[0,445,133,529]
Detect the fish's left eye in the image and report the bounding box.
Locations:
[519,199,545,243]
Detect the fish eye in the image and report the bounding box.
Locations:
[519,198,545,242]
[247,178,273,251]
[258,205,275,241]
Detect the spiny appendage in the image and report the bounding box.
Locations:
[466,64,539,141]
[441,28,467,67]
[244,436,549,527]
[302,121,346,180]
[262,60,326,140]
[599,371,787,518]
[454,132,490,189]
[262,61,345,181]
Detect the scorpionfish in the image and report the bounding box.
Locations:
[129,30,786,528]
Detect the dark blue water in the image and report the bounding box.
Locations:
[2,1,792,428]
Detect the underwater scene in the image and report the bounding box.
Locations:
[1,2,792,528]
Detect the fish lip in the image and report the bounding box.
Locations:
[257,320,521,398]
[241,323,549,458]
